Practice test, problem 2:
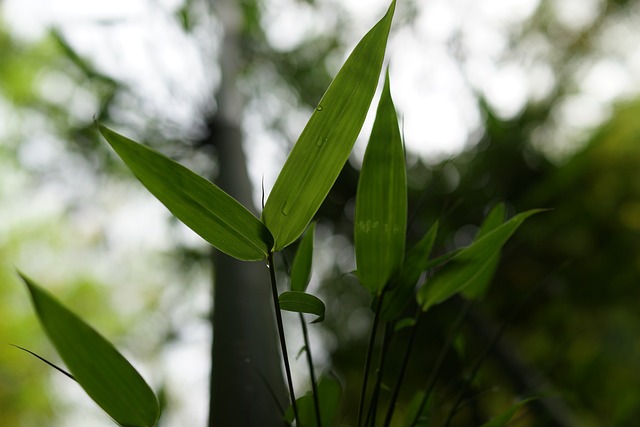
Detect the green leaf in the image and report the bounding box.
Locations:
[477,203,506,240]
[462,203,506,300]
[459,252,500,300]
[313,375,342,427]
[355,70,407,294]
[278,291,325,322]
[290,223,316,292]
[381,222,438,321]
[11,344,76,381]
[420,248,463,270]
[404,390,431,427]
[19,272,159,427]
[284,374,342,427]
[453,334,466,358]
[263,0,396,251]
[393,317,416,332]
[480,398,535,427]
[99,125,272,261]
[417,210,543,311]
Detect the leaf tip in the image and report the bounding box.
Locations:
[16,269,37,294]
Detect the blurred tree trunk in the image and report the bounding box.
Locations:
[206,0,287,425]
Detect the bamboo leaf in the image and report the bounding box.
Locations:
[11,344,76,381]
[99,125,272,261]
[417,210,543,311]
[284,374,342,427]
[315,375,342,427]
[381,221,438,321]
[263,0,396,251]
[355,69,407,294]
[19,272,159,427]
[421,248,463,270]
[279,291,325,323]
[290,223,316,293]
[404,390,431,427]
[462,203,506,299]
[477,203,506,240]
[459,252,500,300]
[480,398,535,427]
[393,317,416,332]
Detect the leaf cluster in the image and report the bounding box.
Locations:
[14,1,540,425]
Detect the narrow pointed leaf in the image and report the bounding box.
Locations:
[417,210,543,311]
[263,0,396,251]
[100,125,272,261]
[284,375,342,427]
[459,252,500,300]
[355,70,407,294]
[421,248,463,270]
[315,375,342,427]
[290,223,316,292]
[381,221,438,321]
[11,344,76,381]
[477,203,506,240]
[278,291,325,323]
[404,390,432,427]
[393,317,416,332]
[19,272,159,427]
[480,398,535,427]
[462,203,506,299]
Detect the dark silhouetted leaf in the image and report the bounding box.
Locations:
[381,222,438,321]
[284,374,342,427]
[480,398,535,427]
[417,210,543,311]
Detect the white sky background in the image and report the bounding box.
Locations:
[2,0,640,425]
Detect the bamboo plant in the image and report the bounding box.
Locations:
[14,1,541,425]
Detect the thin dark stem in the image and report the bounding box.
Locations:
[268,252,299,425]
[356,292,386,427]
[299,313,322,427]
[365,321,394,427]
[410,300,473,427]
[383,311,422,427]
